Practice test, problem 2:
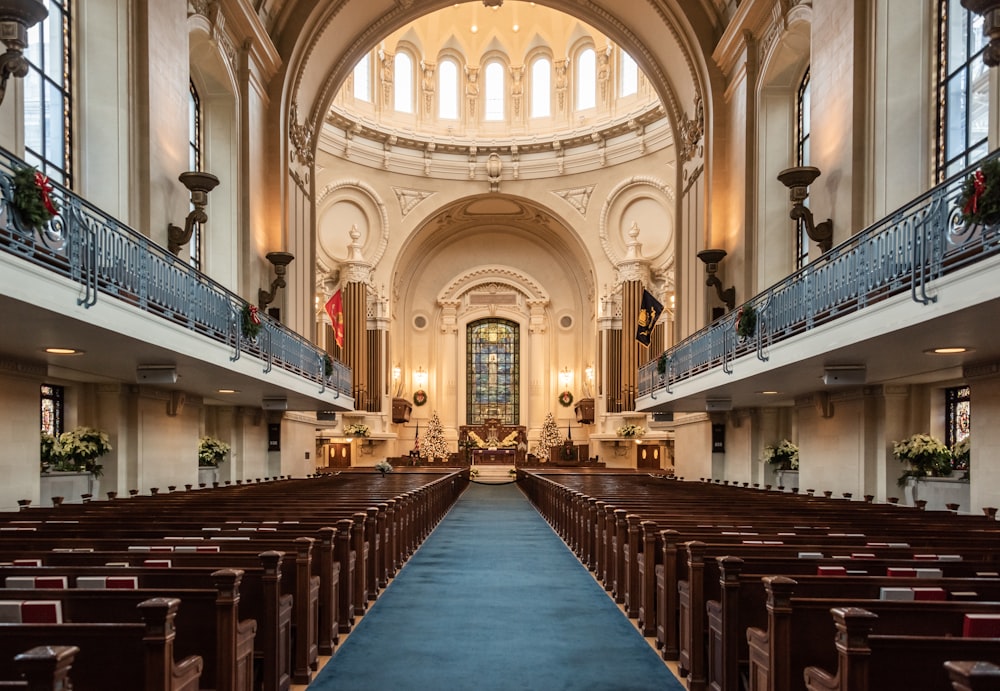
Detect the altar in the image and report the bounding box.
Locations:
[460,418,527,464]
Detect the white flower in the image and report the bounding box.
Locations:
[761,439,799,469]
[617,424,644,438]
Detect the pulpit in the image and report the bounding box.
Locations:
[391,398,412,423]
[574,398,595,424]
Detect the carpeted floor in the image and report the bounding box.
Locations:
[308,482,685,690]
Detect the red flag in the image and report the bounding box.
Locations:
[324,290,344,349]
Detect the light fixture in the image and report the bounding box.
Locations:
[258,251,295,310]
[414,366,428,389]
[759,390,780,395]
[777,166,833,252]
[217,388,239,394]
[926,346,971,355]
[44,347,80,355]
[558,367,573,389]
[696,249,735,311]
[962,0,1000,66]
[167,171,220,255]
[0,1,48,107]
[392,365,403,397]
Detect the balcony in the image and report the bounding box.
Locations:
[638,152,1000,413]
[0,148,352,411]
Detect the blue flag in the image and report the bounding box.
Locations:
[635,289,663,346]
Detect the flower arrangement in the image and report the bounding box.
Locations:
[56,427,112,477]
[558,390,574,407]
[958,158,1000,228]
[344,423,370,437]
[12,166,60,231]
[616,424,645,439]
[241,303,262,340]
[893,433,952,486]
[40,432,61,471]
[736,304,757,340]
[952,436,970,470]
[198,436,230,468]
[374,460,393,476]
[762,439,799,470]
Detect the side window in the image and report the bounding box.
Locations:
[576,47,595,110]
[530,57,551,118]
[394,51,414,113]
[484,61,504,120]
[24,0,72,186]
[439,59,459,119]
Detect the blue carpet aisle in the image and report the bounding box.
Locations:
[309,482,685,691]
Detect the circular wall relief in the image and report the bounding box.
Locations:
[413,313,429,330]
[559,314,574,330]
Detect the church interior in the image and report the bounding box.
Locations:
[1,0,1000,687]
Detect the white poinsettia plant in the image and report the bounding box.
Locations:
[374,460,393,476]
[893,433,952,485]
[57,427,112,476]
[198,436,230,467]
[762,439,799,470]
[344,423,370,437]
[616,424,645,438]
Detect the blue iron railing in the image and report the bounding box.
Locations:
[0,149,351,400]
[640,151,999,397]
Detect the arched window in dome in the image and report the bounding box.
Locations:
[620,51,638,97]
[439,58,459,119]
[577,47,596,110]
[530,57,551,118]
[353,53,371,102]
[485,61,505,121]
[394,51,414,113]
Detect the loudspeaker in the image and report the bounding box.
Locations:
[137,366,177,384]
[261,398,288,411]
[653,412,674,422]
[823,367,865,386]
[705,398,732,412]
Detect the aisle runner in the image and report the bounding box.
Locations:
[310,482,684,690]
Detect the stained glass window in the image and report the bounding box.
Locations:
[945,385,970,468]
[466,319,519,425]
[40,384,63,436]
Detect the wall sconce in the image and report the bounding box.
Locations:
[558,367,573,390]
[962,0,1000,66]
[392,365,402,397]
[0,1,48,107]
[167,171,221,255]
[413,366,428,389]
[258,251,295,310]
[583,365,594,397]
[777,166,833,252]
[696,249,735,311]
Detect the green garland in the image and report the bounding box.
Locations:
[323,354,333,377]
[242,304,262,340]
[959,158,1000,227]
[736,304,757,339]
[12,166,61,231]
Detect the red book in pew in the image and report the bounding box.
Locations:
[20,601,62,623]
[912,587,947,601]
[817,566,847,576]
[886,567,917,578]
[963,614,1000,638]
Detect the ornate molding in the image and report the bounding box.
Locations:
[316,179,390,268]
[289,101,315,187]
[391,187,435,217]
[437,265,550,306]
[552,186,595,216]
[678,93,704,164]
[598,175,675,267]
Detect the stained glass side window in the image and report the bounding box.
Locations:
[466,319,519,425]
[946,385,970,469]
[40,384,64,436]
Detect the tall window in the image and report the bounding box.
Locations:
[945,385,971,467]
[530,57,551,118]
[40,384,64,436]
[24,0,71,186]
[576,47,596,110]
[467,319,519,425]
[353,53,371,101]
[188,81,203,270]
[937,0,989,181]
[484,61,504,121]
[438,59,459,119]
[620,51,638,97]
[394,51,413,113]
[795,68,811,270]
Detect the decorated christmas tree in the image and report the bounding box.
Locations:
[420,411,450,461]
[535,412,561,461]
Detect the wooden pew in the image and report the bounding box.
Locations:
[0,597,202,691]
[944,660,1000,691]
[0,645,78,691]
[802,607,1000,691]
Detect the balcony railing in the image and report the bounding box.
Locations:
[640,150,1000,397]
[0,149,351,399]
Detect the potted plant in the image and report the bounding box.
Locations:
[58,427,111,477]
[198,436,230,468]
[762,439,799,471]
[374,460,393,477]
[344,423,370,437]
[616,424,645,439]
[40,432,61,473]
[893,433,952,487]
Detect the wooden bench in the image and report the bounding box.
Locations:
[0,645,78,690]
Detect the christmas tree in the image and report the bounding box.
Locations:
[420,411,450,461]
[535,412,561,462]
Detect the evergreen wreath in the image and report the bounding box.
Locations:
[558,390,574,407]
[736,304,757,339]
[560,441,576,461]
[959,158,1000,228]
[12,166,61,231]
[323,354,333,377]
[241,303,262,340]
[413,389,427,406]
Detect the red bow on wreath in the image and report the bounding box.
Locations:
[33,171,58,217]
[248,305,261,325]
[964,169,986,216]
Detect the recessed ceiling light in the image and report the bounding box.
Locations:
[471,24,478,32]
[759,390,780,395]
[925,347,971,354]
[45,347,82,355]
[217,388,239,394]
